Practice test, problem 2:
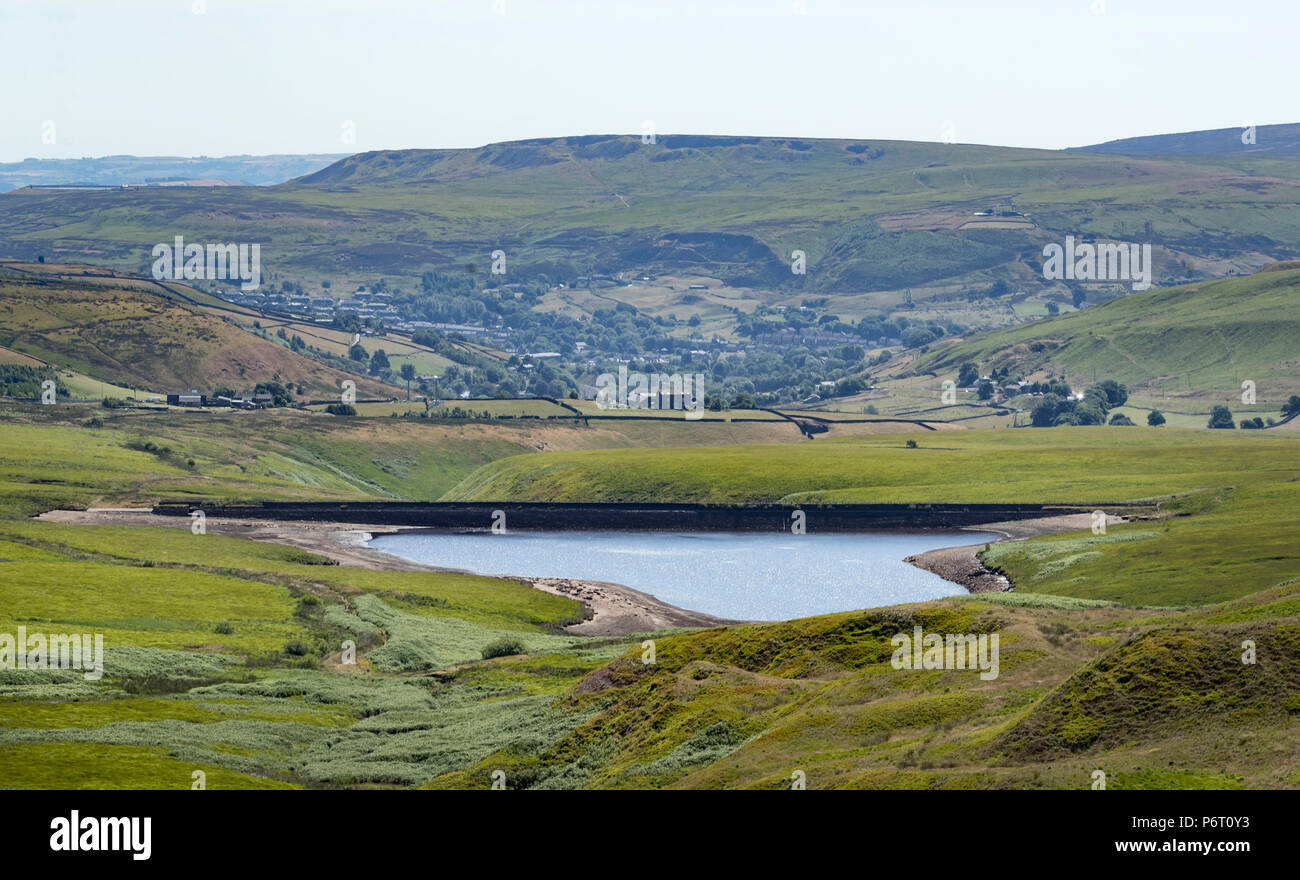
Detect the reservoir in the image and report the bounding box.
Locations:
[368,529,999,621]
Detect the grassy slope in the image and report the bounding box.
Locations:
[0,405,609,516]
[911,268,1300,409]
[442,426,1296,505]
[0,264,389,397]
[426,587,1300,790]
[0,399,856,518]
[0,426,592,788]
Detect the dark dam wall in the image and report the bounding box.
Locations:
[152,500,1108,532]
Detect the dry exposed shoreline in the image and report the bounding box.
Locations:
[37,508,1112,634]
[903,512,1122,592]
[37,509,735,635]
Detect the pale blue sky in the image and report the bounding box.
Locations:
[2,0,1294,162]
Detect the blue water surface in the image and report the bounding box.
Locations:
[369,529,997,621]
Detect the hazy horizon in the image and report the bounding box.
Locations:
[4,0,1296,163]
[1,119,1293,166]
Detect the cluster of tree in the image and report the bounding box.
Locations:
[210,382,296,406]
[736,308,963,349]
[255,381,294,406]
[0,365,66,400]
[705,392,758,410]
[275,327,306,353]
[1206,406,1276,430]
[1022,379,1072,397]
[1030,380,1128,426]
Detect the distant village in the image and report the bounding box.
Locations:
[219,285,509,341]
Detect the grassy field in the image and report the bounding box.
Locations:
[913,268,1300,411]
[0,404,644,515]
[3,399,1299,788]
[441,425,1300,506]
[0,470,592,787]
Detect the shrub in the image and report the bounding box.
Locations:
[1207,405,1235,429]
[283,640,310,656]
[906,439,919,448]
[1147,409,1165,427]
[214,621,235,635]
[481,637,526,660]
[324,403,357,416]
[1108,413,1135,426]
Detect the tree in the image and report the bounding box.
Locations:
[348,343,368,362]
[369,349,390,374]
[1031,394,1066,427]
[1109,413,1135,426]
[400,363,416,400]
[1283,395,1300,417]
[1147,409,1166,426]
[957,362,979,387]
[977,380,994,401]
[1207,405,1235,429]
[835,377,866,396]
[1092,379,1128,409]
[1074,400,1106,425]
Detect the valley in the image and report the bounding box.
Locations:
[2,125,1299,794]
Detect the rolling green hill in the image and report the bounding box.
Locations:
[3,133,1299,308]
[1074,122,1300,158]
[911,265,1300,409]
